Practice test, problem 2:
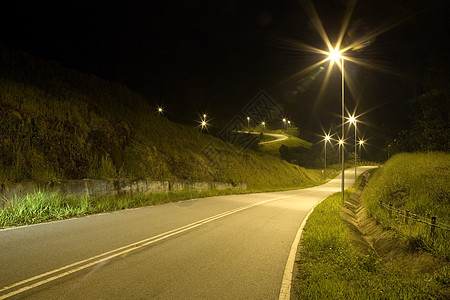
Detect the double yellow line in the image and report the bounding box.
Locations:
[1,195,292,299]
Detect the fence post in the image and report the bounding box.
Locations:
[431,217,436,237]
[389,204,393,218]
[405,210,409,224]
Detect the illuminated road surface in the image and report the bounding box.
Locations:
[0,167,374,299]
[244,131,289,144]
[259,133,289,144]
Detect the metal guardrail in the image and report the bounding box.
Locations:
[379,201,450,236]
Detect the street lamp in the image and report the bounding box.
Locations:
[326,47,345,202]
[282,118,287,130]
[324,135,331,177]
[200,113,208,130]
[247,116,250,131]
[349,115,357,180]
[359,139,365,163]
[338,139,344,165]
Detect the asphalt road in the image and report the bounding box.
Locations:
[0,167,374,299]
[259,133,288,144]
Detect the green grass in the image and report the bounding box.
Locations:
[0,191,89,226]
[0,189,237,227]
[260,135,311,157]
[294,174,449,299]
[0,171,339,228]
[363,152,450,259]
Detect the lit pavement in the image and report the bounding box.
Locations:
[259,133,289,144]
[0,167,375,299]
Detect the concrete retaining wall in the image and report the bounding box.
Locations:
[0,179,247,208]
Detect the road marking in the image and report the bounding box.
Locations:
[278,196,328,300]
[0,195,292,299]
[278,167,376,299]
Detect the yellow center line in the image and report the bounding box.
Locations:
[0,195,293,299]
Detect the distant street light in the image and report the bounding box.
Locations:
[200,113,208,130]
[247,116,250,129]
[282,118,287,130]
[338,139,344,165]
[359,140,365,163]
[349,115,357,179]
[287,120,291,128]
[324,135,331,177]
[157,106,164,115]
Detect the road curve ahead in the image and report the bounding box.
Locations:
[0,167,375,299]
[259,133,288,144]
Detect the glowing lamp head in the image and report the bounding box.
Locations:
[247,116,250,121]
[329,47,342,63]
[282,118,286,123]
[359,140,364,145]
[349,116,356,124]
[339,139,344,145]
[203,114,207,119]
[325,135,331,141]
[261,121,266,126]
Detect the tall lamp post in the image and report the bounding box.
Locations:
[327,48,345,202]
[338,139,344,165]
[349,116,357,180]
[324,135,330,177]
[359,140,364,164]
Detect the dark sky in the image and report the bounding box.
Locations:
[1,0,449,158]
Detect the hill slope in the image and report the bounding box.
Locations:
[0,46,322,189]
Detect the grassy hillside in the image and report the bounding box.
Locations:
[294,173,449,299]
[0,46,323,190]
[363,152,449,259]
[260,134,311,157]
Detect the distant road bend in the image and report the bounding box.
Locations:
[0,167,375,299]
[258,133,288,144]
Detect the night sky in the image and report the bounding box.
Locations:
[1,0,449,158]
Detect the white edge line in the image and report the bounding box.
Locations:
[0,195,292,299]
[278,196,327,300]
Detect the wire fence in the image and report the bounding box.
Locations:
[379,200,450,236]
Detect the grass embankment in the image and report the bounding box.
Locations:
[0,188,249,227]
[260,134,311,157]
[363,152,450,259]
[0,46,332,227]
[0,46,323,190]
[294,154,449,299]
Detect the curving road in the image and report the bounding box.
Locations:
[258,133,288,144]
[0,167,374,299]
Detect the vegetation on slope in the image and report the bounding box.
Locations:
[294,172,449,299]
[0,46,323,189]
[363,152,450,259]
